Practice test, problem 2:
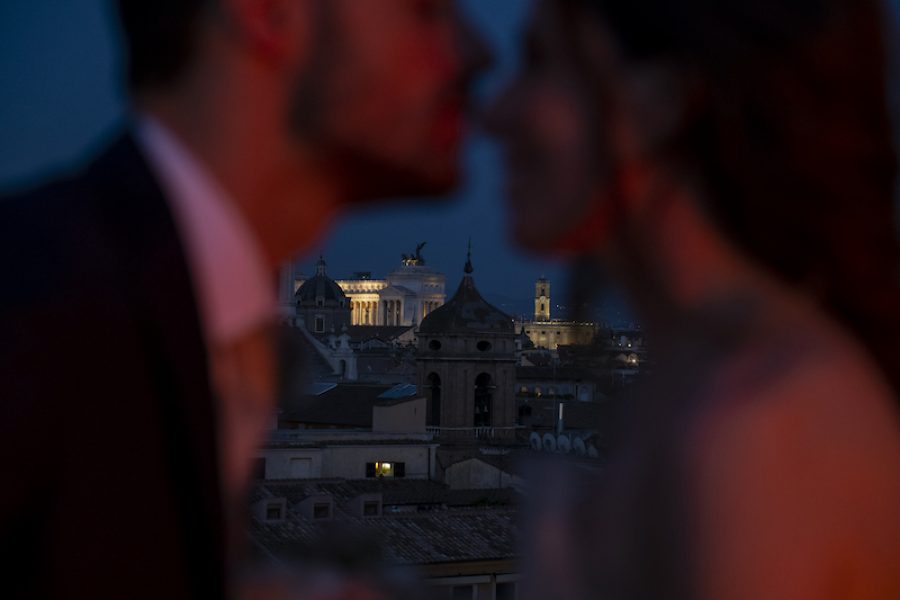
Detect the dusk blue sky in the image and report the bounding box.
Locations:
[2,1,898,322]
[0,0,579,320]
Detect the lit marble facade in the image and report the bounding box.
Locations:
[517,320,598,350]
[291,259,446,328]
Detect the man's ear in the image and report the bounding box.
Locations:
[218,0,316,66]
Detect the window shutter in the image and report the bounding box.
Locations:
[395,462,406,478]
[365,462,376,478]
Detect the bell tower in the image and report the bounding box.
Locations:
[534,277,550,322]
[416,246,517,440]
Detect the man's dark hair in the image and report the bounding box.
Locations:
[579,0,900,400]
[116,0,211,91]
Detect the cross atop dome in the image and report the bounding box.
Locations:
[464,238,473,275]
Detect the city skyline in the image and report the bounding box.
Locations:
[289,246,633,324]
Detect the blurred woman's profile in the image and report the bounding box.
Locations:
[489,0,900,598]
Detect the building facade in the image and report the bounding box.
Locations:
[519,277,598,350]
[534,276,550,321]
[292,246,446,328]
[517,320,598,350]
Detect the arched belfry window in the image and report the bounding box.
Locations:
[427,372,441,427]
[474,373,492,427]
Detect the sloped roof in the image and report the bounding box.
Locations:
[251,508,519,566]
[346,325,413,344]
[280,383,393,428]
[357,354,417,385]
[257,478,448,507]
[419,274,514,335]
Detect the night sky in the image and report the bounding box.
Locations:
[2,1,898,322]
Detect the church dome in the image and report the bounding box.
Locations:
[419,252,513,335]
[295,256,347,305]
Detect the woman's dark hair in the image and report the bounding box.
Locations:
[583,0,900,397]
[116,0,211,91]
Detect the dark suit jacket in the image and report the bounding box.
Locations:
[0,134,227,599]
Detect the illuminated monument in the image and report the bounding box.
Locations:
[288,244,446,328]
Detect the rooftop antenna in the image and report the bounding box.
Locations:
[464,238,473,274]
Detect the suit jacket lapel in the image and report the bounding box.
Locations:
[86,133,227,597]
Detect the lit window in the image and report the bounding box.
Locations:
[365,462,405,478]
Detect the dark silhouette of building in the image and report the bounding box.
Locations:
[416,250,517,440]
[294,256,351,336]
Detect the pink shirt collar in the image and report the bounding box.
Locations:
[135,116,277,348]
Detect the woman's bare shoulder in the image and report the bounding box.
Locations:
[688,303,900,500]
[683,312,900,598]
[693,304,900,456]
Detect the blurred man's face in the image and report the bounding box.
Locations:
[293,0,489,200]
